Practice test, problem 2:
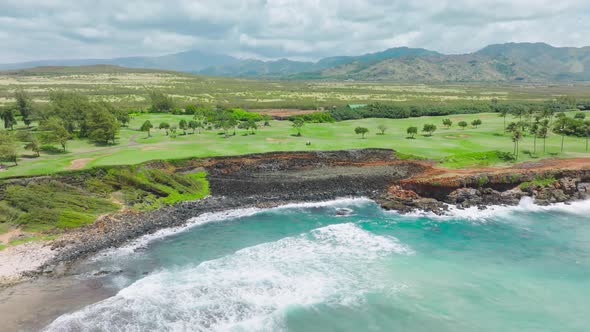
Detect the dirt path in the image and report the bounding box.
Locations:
[0,229,22,245]
[67,158,95,170]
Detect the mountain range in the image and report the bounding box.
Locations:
[2,43,590,82]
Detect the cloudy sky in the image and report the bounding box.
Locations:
[1,0,589,63]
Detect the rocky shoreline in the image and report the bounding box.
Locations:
[1,149,590,285]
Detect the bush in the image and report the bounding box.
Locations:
[288,112,335,123]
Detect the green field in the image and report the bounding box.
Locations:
[2,111,589,178]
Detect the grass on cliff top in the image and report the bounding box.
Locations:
[0,165,210,243]
[2,111,589,178]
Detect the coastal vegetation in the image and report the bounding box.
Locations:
[0,161,209,250]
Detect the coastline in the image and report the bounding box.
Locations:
[1,149,589,287]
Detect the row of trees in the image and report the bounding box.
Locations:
[140,108,272,139]
[507,112,590,159]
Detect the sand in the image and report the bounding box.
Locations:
[0,242,57,285]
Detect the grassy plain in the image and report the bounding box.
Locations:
[1,66,590,109]
[2,111,589,178]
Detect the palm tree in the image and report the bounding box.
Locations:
[512,129,523,159]
[538,119,549,154]
[498,106,509,131]
[529,118,541,155]
[552,115,569,153]
[507,122,522,159]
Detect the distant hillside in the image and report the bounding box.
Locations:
[475,42,590,81]
[2,43,589,82]
[0,64,177,76]
[199,47,439,77]
[0,50,238,72]
[310,43,590,82]
[200,58,316,77]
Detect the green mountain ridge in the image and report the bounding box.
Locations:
[199,47,439,77]
[2,43,589,82]
[200,43,590,82]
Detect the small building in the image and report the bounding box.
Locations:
[347,104,367,110]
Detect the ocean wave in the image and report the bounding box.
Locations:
[399,197,590,221]
[91,197,376,260]
[44,223,410,332]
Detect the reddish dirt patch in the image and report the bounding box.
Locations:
[399,157,590,189]
[67,158,94,170]
[0,229,22,245]
[250,109,318,119]
[142,146,162,151]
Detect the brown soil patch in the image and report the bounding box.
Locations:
[0,229,22,245]
[399,157,590,188]
[445,134,470,139]
[141,146,162,151]
[250,109,317,119]
[67,158,94,170]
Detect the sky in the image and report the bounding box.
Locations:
[0,0,589,63]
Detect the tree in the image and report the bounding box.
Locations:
[529,120,540,155]
[179,119,188,135]
[188,120,201,134]
[87,106,120,145]
[442,118,453,128]
[291,118,304,136]
[14,89,34,128]
[140,120,154,138]
[552,115,569,152]
[355,126,369,138]
[23,133,41,157]
[149,91,175,113]
[377,124,387,135]
[159,122,170,136]
[537,124,549,154]
[406,126,418,138]
[169,125,178,138]
[39,117,71,151]
[0,107,17,130]
[115,109,131,127]
[422,124,437,136]
[471,119,482,128]
[247,119,258,135]
[458,121,468,130]
[0,130,18,165]
[184,104,198,115]
[497,104,510,131]
[47,91,92,135]
[584,120,590,152]
[511,128,523,160]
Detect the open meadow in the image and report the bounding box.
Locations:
[2,111,589,178]
[1,66,590,109]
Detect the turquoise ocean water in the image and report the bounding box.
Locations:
[44,198,590,331]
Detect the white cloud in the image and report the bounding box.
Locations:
[0,0,588,62]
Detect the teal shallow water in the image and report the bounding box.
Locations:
[45,198,590,331]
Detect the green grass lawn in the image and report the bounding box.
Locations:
[2,112,589,178]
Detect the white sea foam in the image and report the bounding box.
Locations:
[44,223,410,332]
[399,197,590,222]
[91,197,375,260]
[92,207,263,260]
